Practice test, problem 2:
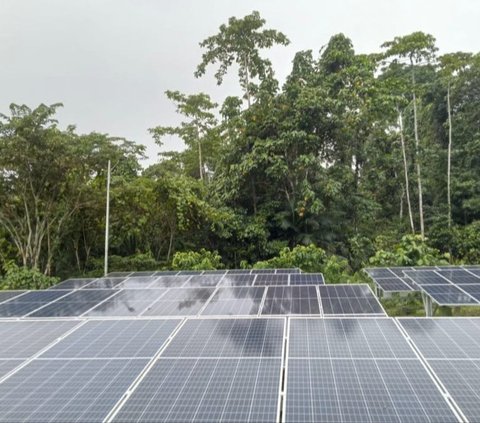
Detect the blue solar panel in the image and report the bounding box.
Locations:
[289,274,324,285]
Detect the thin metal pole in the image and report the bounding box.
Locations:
[104,159,111,276]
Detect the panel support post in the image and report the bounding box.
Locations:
[422,292,433,317]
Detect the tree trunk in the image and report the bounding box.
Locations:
[398,110,415,234]
[244,56,251,108]
[198,138,204,181]
[411,68,425,239]
[447,82,453,229]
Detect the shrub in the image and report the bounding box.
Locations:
[172,249,223,270]
[0,262,59,290]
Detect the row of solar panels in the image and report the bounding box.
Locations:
[107,267,301,277]
[365,265,480,306]
[48,272,325,290]
[0,316,478,422]
[0,284,385,318]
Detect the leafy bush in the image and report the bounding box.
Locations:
[0,262,59,290]
[254,244,351,283]
[369,235,449,267]
[172,249,223,270]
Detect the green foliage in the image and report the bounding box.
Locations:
[171,249,223,270]
[0,262,58,290]
[87,253,162,276]
[369,235,448,266]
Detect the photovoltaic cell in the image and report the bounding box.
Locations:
[129,271,157,277]
[82,277,125,289]
[41,319,181,359]
[113,358,281,423]
[117,276,158,289]
[144,275,190,289]
[275,268,301,274]
[289,318,415,359]
[254,274,289,286]
[286,359,457,423]
[399,318,480,359]
[153,271,179,276]
[0,291,26,304]
[106,272,132,277]
[319,285,385,315]
[221,274,256,287]
[458,284,480,301]
[371,277,413,292]
[0,358,148,423]
[182,275,223,288]
[365,268,396,278]
[28,289,118,317]
[261,286,320,315]
[162,318,284,358]
[0,290,73,317]
[0,360,23,379]
[85,289,167,316]
[419,284,479,305]
[48,278,97,290]
[437,269,480,284]
[400,318,480,422]
[0,320,80,359]
[201,286,265,316]
[141,287,215,316]
[286,317,458,423]
[289,274,324,285]
[403,270,451,285]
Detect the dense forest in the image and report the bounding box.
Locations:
[1,12,479,309]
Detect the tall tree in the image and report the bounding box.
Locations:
[194,11,289,107]
[438,52,472,228]
[382,32,438,239]
[150,91,218,181]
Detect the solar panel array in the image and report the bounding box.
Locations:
[0,268,479,422]
[365,266,480,306]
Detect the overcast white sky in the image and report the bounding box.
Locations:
[1,0,478,165]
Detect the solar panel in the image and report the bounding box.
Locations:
[84,289,167,316]
[319,285,386,315]
[141,287,215,316]
[117,276,158,289]
[28,289,119,317]
[48,278,97,290]
[0,291,26,304]
[144,275,190,288]
[41,319,181,359]
[0,358,149,423]
[177,270,204,275]
[0,360,23,379]
[0,320,80,359]
[261,286,320,315]
[289,273,324,285]
[112,357,281,423]
[289,318,415,359]
[254,274,289,286]
[400,318,480,422]
[161,318,284,358]
[275,268,301,274]
[286,317,459,423]
[370,277,413,292]
[220,274,256,287]
[403,270,451,285]
[419,284,479,305]
[129,271,157,277]
[83,277,126,289]
[457,284,480,301]
[0,290,73,317]
[399,318,480,359]
[227,269,251,274]
[182,275,223,287]
[436,269,480,284]
[201,286,265,316]
[111,318,284,422]
[106,272,132,277]
[154,270,180,276]
[365,268,396,278]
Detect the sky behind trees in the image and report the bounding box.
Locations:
[1,0,478,163]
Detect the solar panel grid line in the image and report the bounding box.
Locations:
[257,287,269,317]
[103,317,189,423]
[19,289,81,318]
[0,291,28,304]
[77,289,124,317]
[196,285,221,316]
[315,285,324,317]
[392,318,467,422]
[0,319,88,386]
[277,317,288,423]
